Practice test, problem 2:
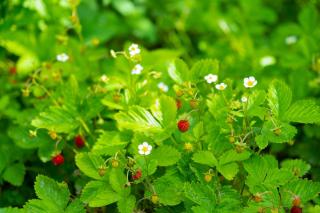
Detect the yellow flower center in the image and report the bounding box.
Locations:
[220,85,224,90]
[247,81,254,86]
[142,146,148,152]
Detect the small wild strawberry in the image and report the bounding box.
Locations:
[113,94,121,103]
[177,119,190,132]
[229,135,235,143]
[204,174,212,183]
[98,167,106,177]
[132,169,142,180]
[111,159,119,168]
[74,135,85,148]
[273,128,282,136]
[151,194,159,204]
[52,154,64,166]
[253,193,263,202]
[184,142,193,152]
[290,206,302,213]
[49,131,57,140]
[292,195,301,207]
[9,66,17,75]
[189,99,198,109]
[176,99,182,110]
[176,89,184,97]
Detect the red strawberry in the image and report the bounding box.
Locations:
[292,195,301,207]
[74,135,85,148]
[177,119,190,132]
[52,154,64,166]
[176,99,182,110]
[290,206,302,213]
[9,67,17,75]
[132,169,142,180]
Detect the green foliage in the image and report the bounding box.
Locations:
[1,0,320,212]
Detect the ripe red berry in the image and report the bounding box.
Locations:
[177,119,190,132]
[176,99,182,110]
[290,206,302,213]
[74,135,85,148]
[9,66,17,75]
[132,169,142,180]
[52,154,64,166]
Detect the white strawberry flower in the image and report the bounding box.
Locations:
[241,96,248,103]
[128,43,141,57]
[285,35,297,45]
[138,142,152,155]
[260,56,276,67]
[244,76,257,88]
[100,75,109,83]
[56,53,69,62]
[204,74,218,84]
[131,64,143,75]
[215,82,227,90]
[158,82,169,92]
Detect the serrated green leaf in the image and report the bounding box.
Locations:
[217,162,239,180]
[167,59,187,84]
[281,179,320,208]
[109,168,129,195]
[75,153,104,180]
[262,121,297,143]
[151,145,181,166]
[255,135,268,150]
[80,181,120,207]
[24,199,62,213]
[65,198,85,213]
[117,196,136,213]
[31,105,79,133]
[190,59,219,80]
[3,162,25,186]
[154,171,183,206]
[281,159,311,177]
[114,106,162,133]
[219,150,251,165]
[159,95,177,128]
[192,151,217,167]
[92,131,128,155]
[0,207,24,213]
[267,80,292,118]
[284,100,320,124]
[34,175,70,209]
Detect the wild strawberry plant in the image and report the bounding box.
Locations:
[2,44,320,213]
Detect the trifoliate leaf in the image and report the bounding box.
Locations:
[75,153,104,180]
[284,100,320,124]
[34,175,70,209]
[151,145,181,166]
[192,151,217,167]
[80,181,120,207]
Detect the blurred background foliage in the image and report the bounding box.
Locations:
[1,0,320,208]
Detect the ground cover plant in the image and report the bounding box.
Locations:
[1,0,320,213]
